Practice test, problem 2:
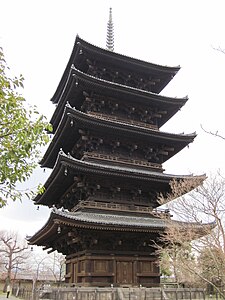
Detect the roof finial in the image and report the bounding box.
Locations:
[106,7,114,51]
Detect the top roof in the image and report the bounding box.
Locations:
[51,35,180,104]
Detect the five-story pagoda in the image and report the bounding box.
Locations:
[29,12,205,287]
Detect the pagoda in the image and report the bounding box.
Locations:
[29,13,206,287]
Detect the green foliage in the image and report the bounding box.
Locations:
[159,238,196,285]
[198,247,225,287]
[0,47,52,207]
[160,252,172,277]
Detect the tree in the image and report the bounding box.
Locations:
[158,220,204,288]
[157,173,225,297]
[201,124,225,141]
[28,250,65,284]
[23,249,65,297]
[160,252,172,278]
[46,252,65,283]
[198,247,225,292]
[0,47,51,207]
[0,230,30,288]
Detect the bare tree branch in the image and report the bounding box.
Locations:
[157,172,225,298]
[201,124,225,141]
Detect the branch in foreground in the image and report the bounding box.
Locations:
[201,124,225,141]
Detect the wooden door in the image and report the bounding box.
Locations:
[116,261,133,285]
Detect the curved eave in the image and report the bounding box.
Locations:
[28,210,214,247]
[29,209,167,245]
[170,220,216,239]
[36,151,206,206]
[42,106,196,168]
[75,36,180,75]
[174,220,216,231]
[50,67,187,130]
[51,35,180,105]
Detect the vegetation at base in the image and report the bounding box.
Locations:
[158,173,225,299]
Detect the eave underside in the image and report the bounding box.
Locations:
[35,152,205,207]
[50,67,186,130]
[42,105,195,169]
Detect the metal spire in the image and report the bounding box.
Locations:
[106,7,114,51]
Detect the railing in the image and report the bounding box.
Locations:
[73,200,171,218]
[12,286,207,300]
[89,111,158,131]
[82,152,163,172]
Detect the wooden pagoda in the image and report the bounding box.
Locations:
[29,35,205,287]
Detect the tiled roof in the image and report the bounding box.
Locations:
[29,207,215,245]
[53,208,216,231]
[70,66,184,103]
[53,208,166,229]
[59,151,204,180]
[75,35,180,72]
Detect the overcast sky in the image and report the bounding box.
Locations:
[1,0,225,238]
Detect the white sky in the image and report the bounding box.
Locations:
[0,0,225,238]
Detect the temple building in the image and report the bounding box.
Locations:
[29,12,207,287]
